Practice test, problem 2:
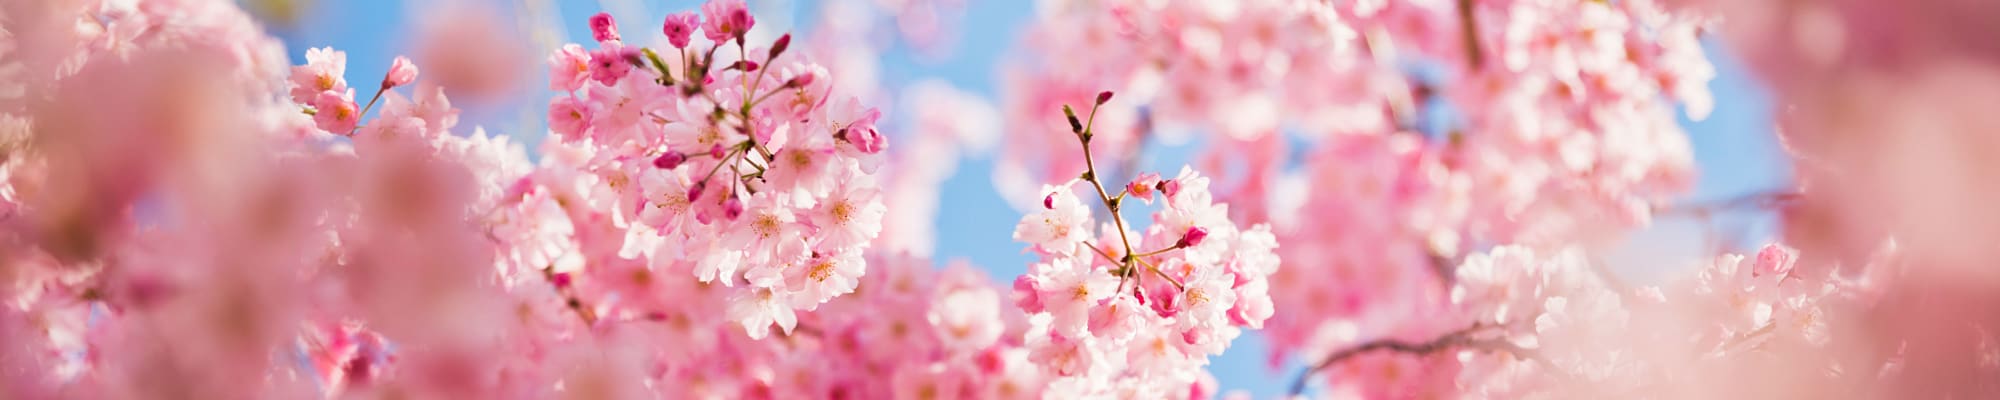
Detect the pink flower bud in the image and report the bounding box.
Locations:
[769,33,791,60]
[589,12,621,42]
[786,73,814,88]
[1043,192,1056,209]
[653,152,686,169]
[1150,287,1181,317]
[847,127,885,154]
[551,272,573,288]
[662,12,699,49]
[1096,90,1114,105]
[687,180,708,203]
[1157,178,1181,198]
[1176,226,1208,248]
[726,8,755,41]
[723,197,744,220]
[382,56,418,89]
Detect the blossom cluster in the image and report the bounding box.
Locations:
[0,0,900,397]
[1008,97,1280,397]
[1281,240,1963,398]
[1001,0,1720,393]
[536,3,890,339]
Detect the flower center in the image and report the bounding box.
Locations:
[754,214,781,238]
[789,150,812,168]
[830,201,853,225]
[808,260,835,282]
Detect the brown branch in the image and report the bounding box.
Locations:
[1067,98,1148,297]
[1290,322,1526,394]
[1456,0,1484,69]
[1653,189,1801,216]
[541,266,598,326]
[1718,322,1777,353]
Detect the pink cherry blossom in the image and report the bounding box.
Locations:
[289,47,348,104]
[312,89,360,134]
[588,12,620,43]
[547,95,592,140]
[809,170,886,250]
[1033,257,1120,338]
[1013,184,1092,254]
[547,44,592,92]
[586,45,640,86]
[701,0,755,44]
[663,12,700,49]
[728,289,797,339]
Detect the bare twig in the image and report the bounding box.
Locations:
[1456,0,1484,69]
[1067,99,1149,296]
[1653,189,1801,216]
[1289,322,1525,394]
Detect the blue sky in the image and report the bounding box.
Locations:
[272,0,1788,396]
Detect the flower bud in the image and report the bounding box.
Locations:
[1176,226,1208,248]
[1096,90,1114,105]
[653,151,686,169]
[786,73,814,88]
[1157,178,1181,198]
[687,180,708,203]
[769,33,792,60]
[1043,192,1057,209]
[589,12,621,42]
[723,197,744,220]
[382,56,419,89]
[1063,105,1083,133]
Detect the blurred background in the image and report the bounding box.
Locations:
[253,0,1790,395]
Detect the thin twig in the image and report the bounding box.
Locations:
[1653,189,1801,215]
[1289,322,1519,394]
[1136,256,1186,291]
[1718,322,1777,353]
[1072,102,1146,296]
[1456,0,1484,69]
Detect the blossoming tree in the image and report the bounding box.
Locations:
[0,0,1994,399]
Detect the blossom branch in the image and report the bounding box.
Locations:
[1066,93,1146,292]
